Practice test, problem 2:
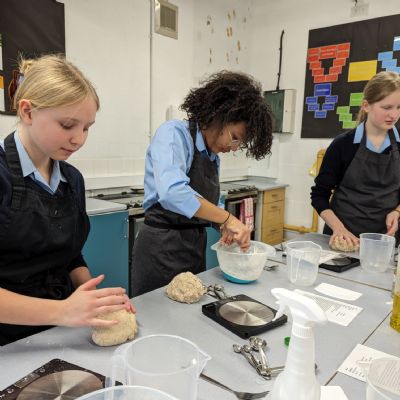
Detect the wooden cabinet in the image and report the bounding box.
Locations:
[261,188,285,245]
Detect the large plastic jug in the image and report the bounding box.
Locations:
[77,385,178,400]
[286,241,321,286]
[109,334,210,400]
[365,358,400,400]
[360,233,395,273]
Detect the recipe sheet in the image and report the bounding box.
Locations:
[295,290,363,326]
[338,343,400,383]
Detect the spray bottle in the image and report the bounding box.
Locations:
[269,288,327,400]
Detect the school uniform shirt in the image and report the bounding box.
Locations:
[143,119,223,217]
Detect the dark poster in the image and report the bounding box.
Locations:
[0,0,65,115]
[301,14,400,139]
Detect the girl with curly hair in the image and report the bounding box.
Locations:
[132,71,273,296]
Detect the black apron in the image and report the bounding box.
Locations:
[132,121,220,296]
[0,133,89,345]
[324,128,400,239]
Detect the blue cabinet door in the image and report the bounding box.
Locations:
[82,210,129,292]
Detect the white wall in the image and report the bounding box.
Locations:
[2,0,400,220]
[248,0,400,230]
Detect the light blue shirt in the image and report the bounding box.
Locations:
[354,121,400,153]
[0,131,66,194]
[143,120,222,218]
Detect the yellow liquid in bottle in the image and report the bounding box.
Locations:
[390,292,400,332]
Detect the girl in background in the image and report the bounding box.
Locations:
[311,71,400,247]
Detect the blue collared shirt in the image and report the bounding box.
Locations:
[143,119,222,218]
[353,121,400,153]
[0,131,66,194]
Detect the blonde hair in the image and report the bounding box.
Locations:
[13,54,100,116]
[357,71,400,123]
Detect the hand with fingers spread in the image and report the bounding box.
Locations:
[59,275,135,328]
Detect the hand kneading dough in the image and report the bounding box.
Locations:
[166,272,206,304]
[92,310,138,347]
[330,236,359,252]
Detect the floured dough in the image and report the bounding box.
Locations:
[92,309,138,346]
[330,236,359,252]
[166,272,206,304]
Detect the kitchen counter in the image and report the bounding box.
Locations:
[270,232,394,291]
[224,176,288,191]
[85,197,127,216]
[0,258,395,399]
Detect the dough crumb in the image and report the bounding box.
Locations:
[92,309,138,347]
[166,272,206,304]
[330,236,359,252]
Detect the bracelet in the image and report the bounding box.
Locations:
[220,211,231,227]
[394,208,400,218]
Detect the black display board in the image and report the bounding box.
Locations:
[301,14,400,139]
[0,0,65,115]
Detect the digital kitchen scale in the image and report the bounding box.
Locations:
[202,294,287,338]
[0,359,105,399]
[319,255,360,273]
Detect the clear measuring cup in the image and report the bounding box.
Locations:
[77,385,178,400]
[109,334,211,400]
[365,358,400,400]
[360,233,395,273]
[286,241,322,286]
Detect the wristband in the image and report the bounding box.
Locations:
[221,211,231,225]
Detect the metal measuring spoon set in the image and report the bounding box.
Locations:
[233,336,284,380]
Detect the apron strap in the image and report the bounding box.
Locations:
[4,134,26,210]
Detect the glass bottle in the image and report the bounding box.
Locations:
[390,250,400,332]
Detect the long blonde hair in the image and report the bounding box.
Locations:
[13,54,100,116]
[357,71,400,123]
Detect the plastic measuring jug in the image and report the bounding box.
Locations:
[360,233,395,273]
[365,358,400,400]
[77,385,178,400]
[286,241,321,286]
[109,334,210,400]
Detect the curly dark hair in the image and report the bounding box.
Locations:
[180,71,273,160]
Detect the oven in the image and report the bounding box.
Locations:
[220,183,259,240]
[93,191,144,297]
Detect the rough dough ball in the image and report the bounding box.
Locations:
[166,272,206,304]
[330,236,359,252]
[92,310,138,347]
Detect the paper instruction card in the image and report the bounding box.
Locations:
[338,343,400,383]
[321,386,349,400]
[295,290,363,326]
[315,282,362,301]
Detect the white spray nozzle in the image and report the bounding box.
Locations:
[271,288,327,327]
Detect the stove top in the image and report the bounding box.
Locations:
[93,192,144,216]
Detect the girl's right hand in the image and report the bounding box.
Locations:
[221,215,251,250]
[330,227,359,248]
[58,275,134,328]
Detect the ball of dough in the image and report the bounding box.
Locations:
[166,272,206,304]
[92,309,138,347]
[330,236,359,252]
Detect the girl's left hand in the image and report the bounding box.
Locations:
[386,210,399,236]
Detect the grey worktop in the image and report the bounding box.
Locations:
[0,259,394,399]
[270,232,395,291]
[86,197,127,216]
[329,313,400,399]
[224,176,288,191]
